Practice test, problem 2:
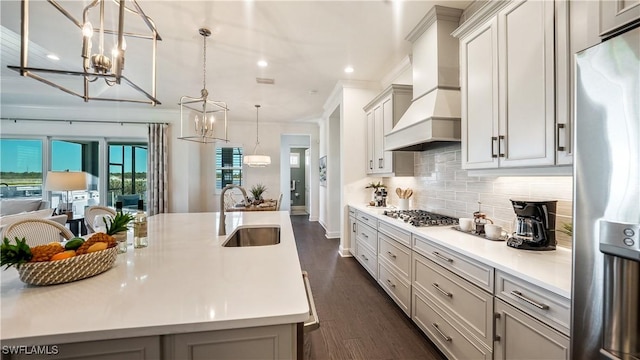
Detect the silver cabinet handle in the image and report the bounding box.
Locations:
[432,251,453,263]
[352,223,356,232]
[511,290,549,310]
[498,135,506,158]
[362,216,369,221]
[431,323,452,342]
[386,278,396,288]
[432,283,452,298]
[387,251,396,259]
[557,123,566,151]
[494,313,501,342]
[491,136,498,158]
[379,158,383,168]
[361,233,368,238]
[369,160,373,170]
[361,254,369,261]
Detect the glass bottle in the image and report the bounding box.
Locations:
[133,199,148,248]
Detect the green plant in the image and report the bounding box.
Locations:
[104,212,135,235]
[1,237,32,270]
[365,181,385,190]
[558,222,573,236]
[250,184,267,200]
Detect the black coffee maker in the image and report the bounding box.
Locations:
[507,200,557,251]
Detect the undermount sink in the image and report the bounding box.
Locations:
[223,226,281,247]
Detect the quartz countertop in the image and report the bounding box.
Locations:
[351,204,572,299]
[1,212,309,346]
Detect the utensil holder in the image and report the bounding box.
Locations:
[398,198,409,210]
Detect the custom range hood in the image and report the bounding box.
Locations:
[385,6,463,152]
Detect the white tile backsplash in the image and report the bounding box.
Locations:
[383,143,573,248]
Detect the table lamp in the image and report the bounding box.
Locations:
[45,170,87,219]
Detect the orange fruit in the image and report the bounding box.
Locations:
[50,250,76,261]
[87,242,108,253]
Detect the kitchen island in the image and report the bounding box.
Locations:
[0,212,309,360]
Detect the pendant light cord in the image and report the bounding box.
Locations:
[202,31,207,92]
[255,105,261,148]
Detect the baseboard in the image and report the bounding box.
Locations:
[325,231,340,239]
[338,246,353,257]
[308,216,319,222]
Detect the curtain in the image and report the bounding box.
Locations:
[148,123,168,215]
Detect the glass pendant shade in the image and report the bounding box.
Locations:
[244,105,271,167]
[178,28,229,144]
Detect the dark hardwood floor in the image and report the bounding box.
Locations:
[291,215,446,360]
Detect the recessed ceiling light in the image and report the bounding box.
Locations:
[344,66,354,73]
[47,54,60,61]
[257,60,268,67]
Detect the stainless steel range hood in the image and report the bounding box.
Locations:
[385,6,462,152]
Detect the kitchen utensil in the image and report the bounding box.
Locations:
[396,188,403,198]
[405,189,413,198]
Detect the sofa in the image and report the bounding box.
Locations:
[0,199,50,216]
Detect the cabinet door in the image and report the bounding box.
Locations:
[494,299,570,360]
[366,111,375,174]
[498,0,556,167]
[380,96,394,173]
[460,17,499,169]
[599,0,640,36]
[373,104,384,172]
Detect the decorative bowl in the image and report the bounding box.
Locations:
[17,247,117,286]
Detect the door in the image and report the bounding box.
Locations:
[304,149,310,215]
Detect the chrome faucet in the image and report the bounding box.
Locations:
[219,184,251,236]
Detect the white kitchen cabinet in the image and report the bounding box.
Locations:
[494,298,570,360]
[377,225,413,316]
[354,211,378,279]
[348,207,357,256]
[364,84,413,176]
[455,0,568,170]
[6,337,161,360]
[599,0,640,37]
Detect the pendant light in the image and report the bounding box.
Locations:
[243,105,271,167]
[178,28,229,144]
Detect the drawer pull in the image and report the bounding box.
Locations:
[432,251,453,263]
[387,251,397,259]
[386,279,396,288]
[511,290,549,310]
[352,223,356,232]
[432,283,452,298]
[431,323,452,342]
[362,216,369,221]
[361,233,368,238]
[361,254,369,261]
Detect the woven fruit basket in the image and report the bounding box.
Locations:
[17,247,118,286]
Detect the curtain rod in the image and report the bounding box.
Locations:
[1,117,169,126]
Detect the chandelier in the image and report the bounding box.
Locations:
[244,104,271,167]
[178,28,229,144]
[7,0,161,105]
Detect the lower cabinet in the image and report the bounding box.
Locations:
[494,299,570,360]
[165,324,298,360]
[4,337,161,360]
[412,287,493,360]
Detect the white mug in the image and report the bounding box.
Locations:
[485,224,507,240]
[459,218,474,232]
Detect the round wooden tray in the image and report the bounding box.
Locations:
[17,247,117,286]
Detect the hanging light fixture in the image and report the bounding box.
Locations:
[244,105,271,167]
[7,0,161,105]
[178,28,229,144]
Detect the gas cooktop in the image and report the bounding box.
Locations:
[383,210,459,227]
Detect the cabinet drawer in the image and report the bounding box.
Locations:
[413,252,494,348]
[378,261,411,316]
[348,207,356,217]
[378,220,411,247]
[412,287,492,360]
[356,211,378,229]
[413,234,494,293]
[356,221,377,252]
[356,239,377,279]
[378,232,411,280]
[495,271,570,336]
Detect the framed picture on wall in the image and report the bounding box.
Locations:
[319,156,327,187]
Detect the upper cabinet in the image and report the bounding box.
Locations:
[453,0,571,170]
[599,0,640,37]
[364,85,414,176]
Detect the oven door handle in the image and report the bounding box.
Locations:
[302,271,320,332]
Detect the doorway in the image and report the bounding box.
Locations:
[290,147,308,215]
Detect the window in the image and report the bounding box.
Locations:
[290,153,300,168]
[0,139,43,200]
[108,143,147,210]
[216,146,243,191]
[50,139,101,215]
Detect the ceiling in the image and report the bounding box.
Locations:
[0,0,471,124]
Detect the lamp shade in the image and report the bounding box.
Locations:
[243,154,271,167]
[45,171,87,191]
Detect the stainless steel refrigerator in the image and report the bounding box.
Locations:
[573,26,639,359]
